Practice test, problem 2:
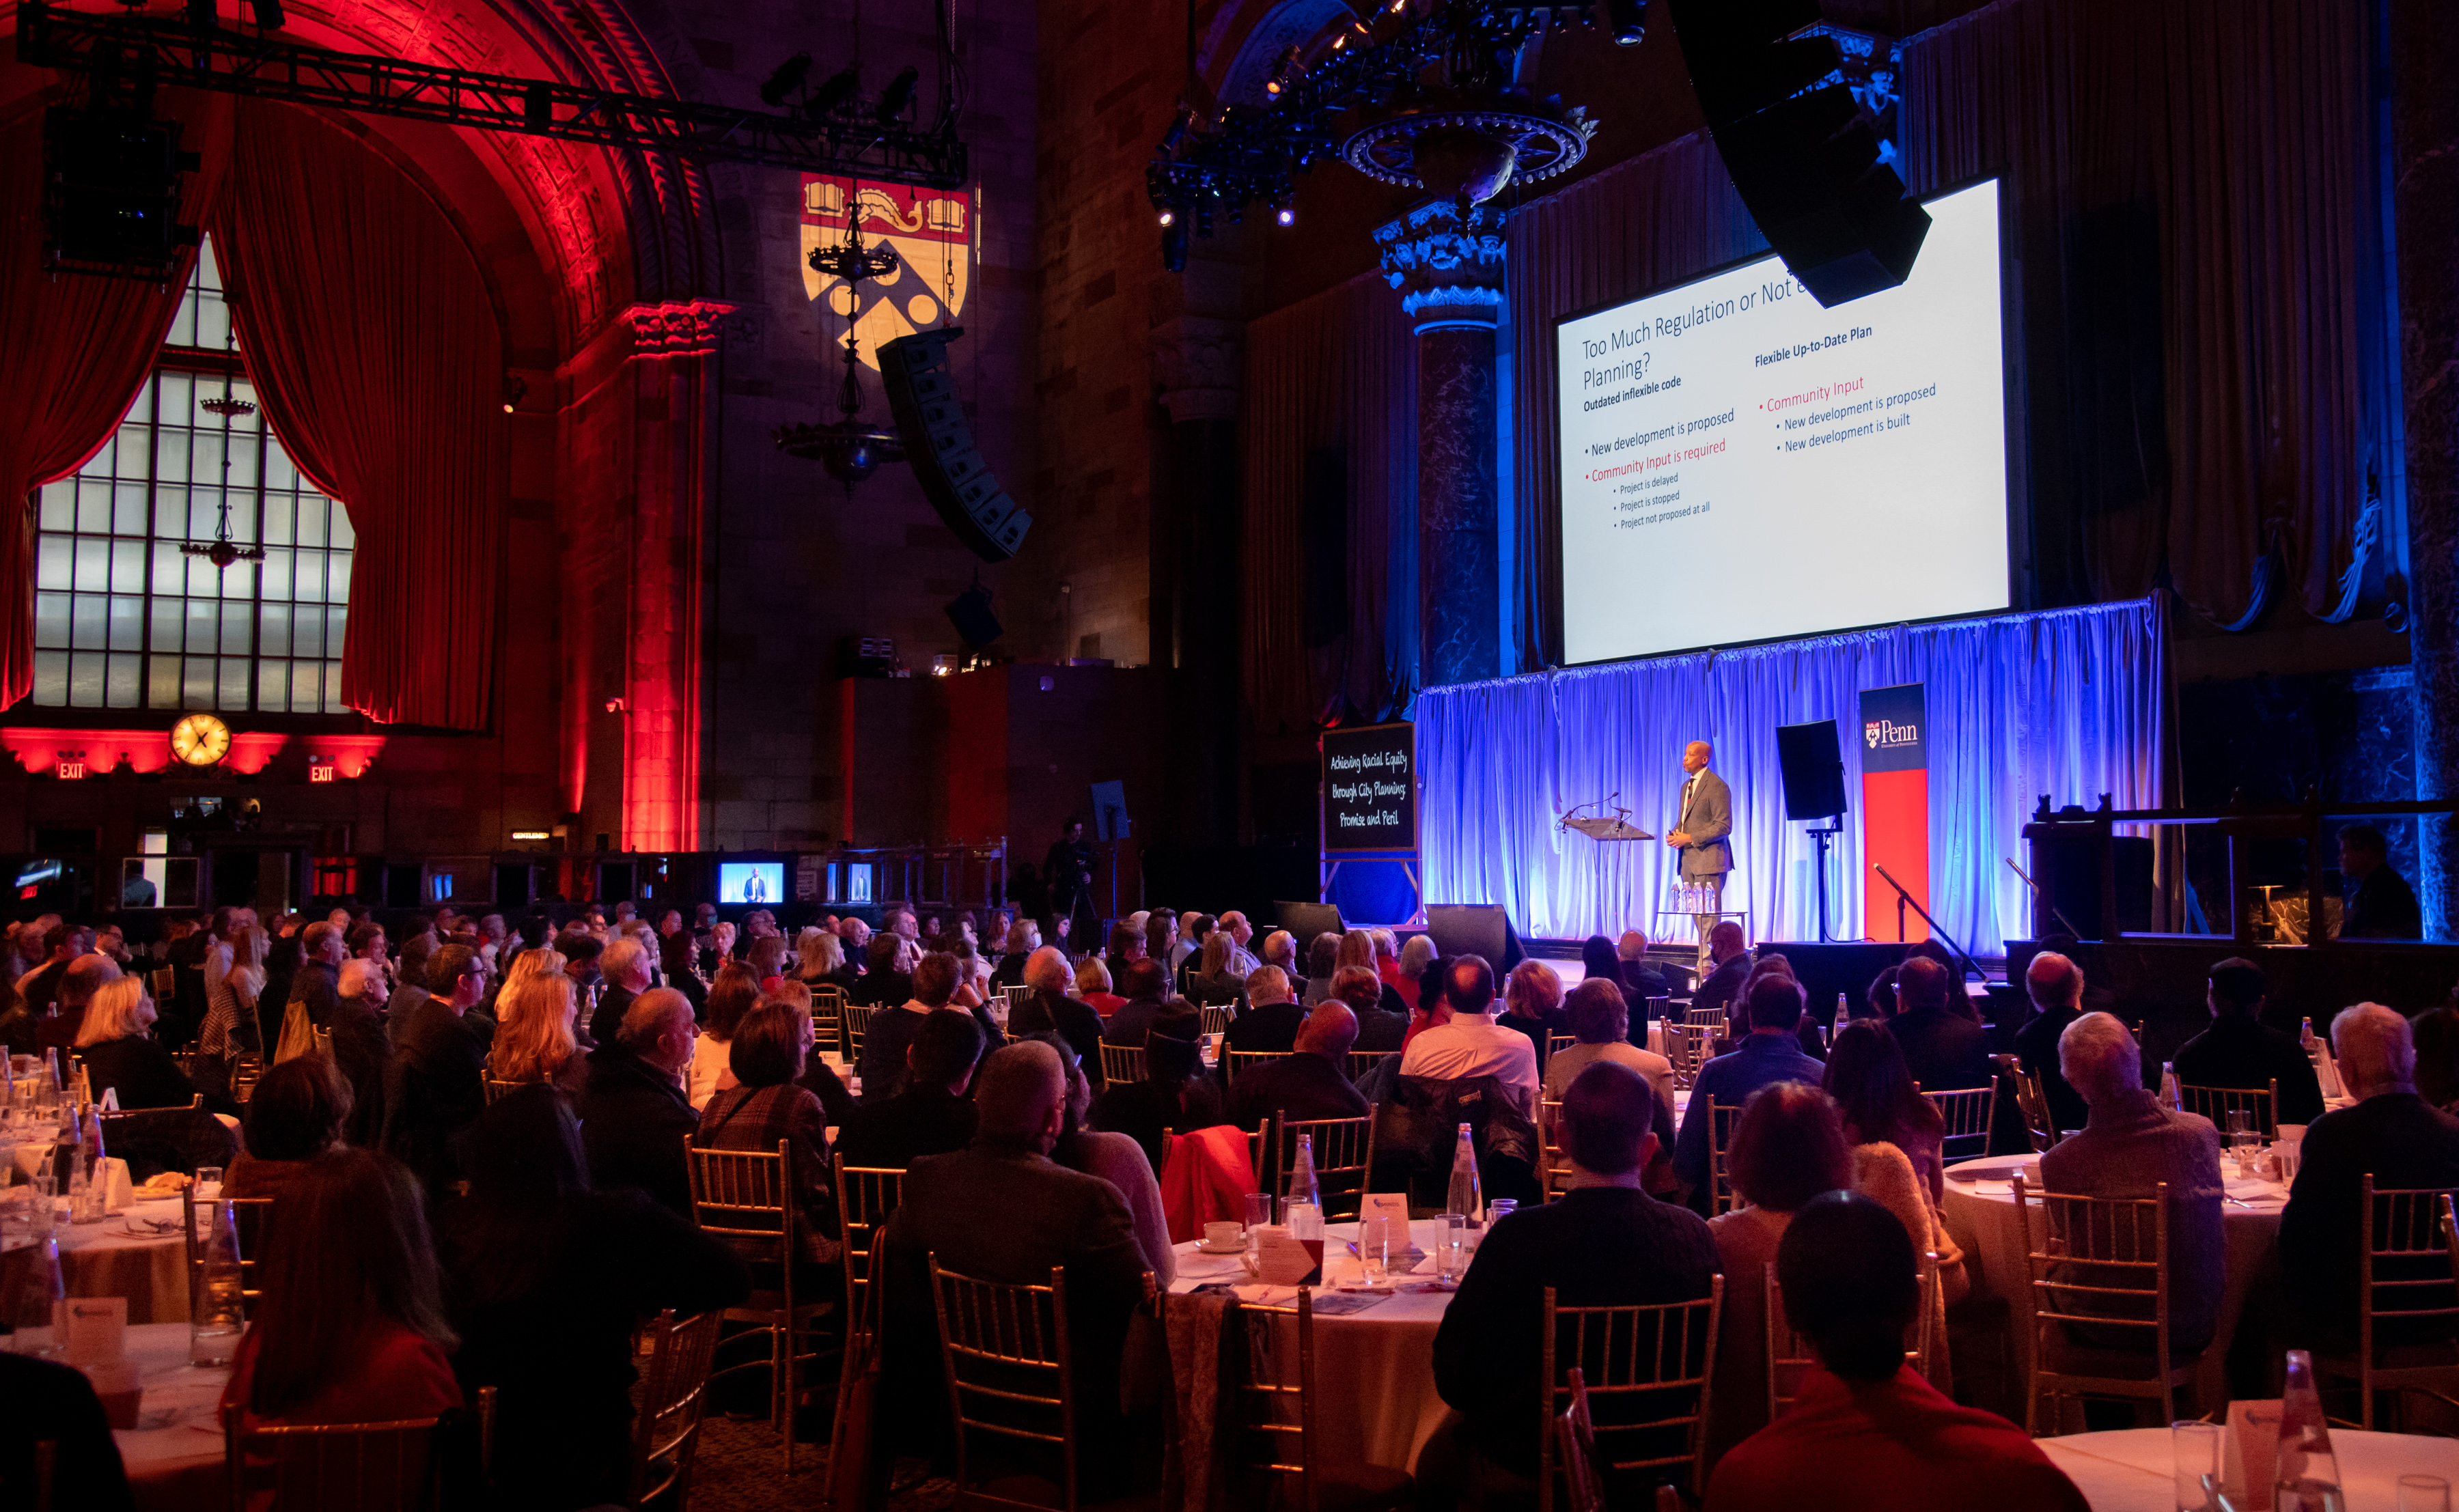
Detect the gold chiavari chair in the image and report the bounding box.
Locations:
[1994,1053,2061,1153]
[1538,1098,1574,1203]
[1201,1004,1236,1038]
[1553,1369,1607,1512]
[1232,1289,1414,1512]
[2014,1177,2200,1434]
[1707,1102,1745,1217]
[221,1388,495,1512]
[2176,1080,2281,1140]
[1663,1025,1717,1092]
[686,1138,831,1472]
[182,1189,277,1311]
[229,1052,264,1105]
[1264,1112,1376,1222]
[841,1002,874,1062]
[1345,1048,1393,1084]
[1921,1084,1997,1162]
[482,1076,527,1106]
[809,984,846,1055]
[1225,1048,1293,1084]
[1548,1032,1576,1061]
[1538,1279,1723,1511]
[926,1258,1103,1511]
[626,1309,725,1509]
[1097,1041,1146,1087]
[2314,1177,2459,1428]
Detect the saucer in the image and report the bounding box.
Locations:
[1194,1240,1247,1255]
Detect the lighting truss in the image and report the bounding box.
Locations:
[16,0,968,186]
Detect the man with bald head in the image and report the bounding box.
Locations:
[878,1041,1151,1488]
[2013,951,2089,1134]
[1666,738,1734,968]
[1008,944,1105,1087]
[1227,1001,1369,1129]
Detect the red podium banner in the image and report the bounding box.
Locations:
[1859,683,1930,942]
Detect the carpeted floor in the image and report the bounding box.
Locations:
[686,1417,956,1511]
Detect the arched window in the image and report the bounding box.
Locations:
[32,237,353,714]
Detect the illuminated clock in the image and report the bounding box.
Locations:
[169,713,233,768]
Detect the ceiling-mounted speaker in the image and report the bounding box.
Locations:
[877,328,1032,561]
[1663,0,1928,307]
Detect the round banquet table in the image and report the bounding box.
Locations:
[53,1198,195,1324]
[5,1320,232,1512]
[1166,1218,1459,1476]
[2038,1427,2459,1511]
[1939,1155,2286,1418]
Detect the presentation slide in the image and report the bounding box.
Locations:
[1322,722,1417,854]
[717,860,783,904]
[1555,179,2009,665]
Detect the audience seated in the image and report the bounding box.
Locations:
[2278,1003,2459,1345]
[380,945,491,1198]
[1335,929,1413,1026]
[836,1007,985,1169]
[1887,957,1993,1092]
[1704,1193,2088,1512]
[194,925,266,1103]
[1546,977,1676,1125]
[74,978,195,1110]
[1495,959,1566,1069]
[1008,945,1107,1085]
[585,936,652,1047]
[686,964,761,1112]
[1335,964,1410,1054]
[20,923,93,1024]
[1691,922,1753,1030]
[1074,955,1126,1018]
[1027,1031,1176,1285]
[1259,928,1303,998]
[2012,951,2089,1136]
[1676,975,1825,1214]
[1183,930,1247,1009]
[2173,957,2326,1125]
[1706,1081,1854,1468]
[1822,1021,1968,1341]
[279,922,346,1061]
[1301,932,1342,1005]
[224,1151,462,1463]
[846,934,914,1008]
[1617,928,1672,1021]
[1226,1001,1370,1130]
[857,949,963,1104]
[1091,1006,1230,1171]
[441,1087,749,1510]
[1430,1061,1718,1501]
[2038,1011,2225,1355]
[1100,957,1173,1047]
[877,1041,1154,1491]
[490,970,583,1093]
[1398,955,1540,1116]
[694,1003,842,1265]
[227,1054,350,1201]
[1395,933,1438,1014]
[576,987,699,1216]
[1222,964,1308,1060]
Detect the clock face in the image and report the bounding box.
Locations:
[169,713,232,768]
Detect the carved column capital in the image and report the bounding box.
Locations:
[624,299,746,359]
[1375,201,1508,334]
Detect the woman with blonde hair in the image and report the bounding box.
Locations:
[77,977,200,1109]
[503,947,567,988]
[490,971,582,1091]
[793,927,840,984]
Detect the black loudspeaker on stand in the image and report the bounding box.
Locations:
[1776,719,1847,942]
[878,328,1033,562]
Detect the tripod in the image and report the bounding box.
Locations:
[1807,823,1843,942]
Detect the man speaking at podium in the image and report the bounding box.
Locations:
[1667,741,1733,967]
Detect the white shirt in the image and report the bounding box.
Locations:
[1398,1016,1540,1111]
[686,1031,734,1111]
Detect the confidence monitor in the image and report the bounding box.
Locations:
[1555,178,2009,665]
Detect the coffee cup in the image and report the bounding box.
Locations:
[1204,1220,1240,1248]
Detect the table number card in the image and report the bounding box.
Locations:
[62,1295,126,1364]
[1253,1227,1321,1286]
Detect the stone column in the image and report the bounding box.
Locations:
[2394,0,2459,939]
[1377,202,1507,688]
[1152,314,1244,842]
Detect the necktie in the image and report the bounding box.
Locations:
[1682,776,1695,820]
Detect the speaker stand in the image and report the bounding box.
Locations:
[1807,822,1843,943]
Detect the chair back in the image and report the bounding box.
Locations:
[1227,1288,1325,1510]
[1538,1097,1572,1201]
[1548,1033,1576,1061]
[2360,1177,2459,1366]
[229,1052,265,1104]
[152,966,178,998]
[1225,1048,1292,1084]
[1201,1004,1236,1039]
[1268,1112,1375,1222]
[1706,1102,1744,1216]
[1997,1054,2059,1153]
[1537,1278,1723,1511]
[835,1156,907,1343]
[1344,1049,1391,1084]
[182,1189,277,1311]
[810,985,846,1048]
[1663,1025,1716,1090]
[842,1002,874,1059]
[628,1309,725,1507]
[928,1257,1081,1508]
[1765,1252,1938,1420]
[1922,1084,1997,1161]
[2012,1175,2180,1427]
[1098,1041,1146,1087]
[1682,1006,1727,1033]
[1553,1368,1607,1512]
[482,1076,526,1106]
[2178,1081,2280,1139]
[222,1405,460,1512]
[686,1138,798,1270]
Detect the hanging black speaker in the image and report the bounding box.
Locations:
[877,328,1032,562]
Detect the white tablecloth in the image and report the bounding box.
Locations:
[2039,1427,2459,1511]
[55,1198,193,1324]
[1167,1217,1460,1473]
[1939,1156,2284,1423]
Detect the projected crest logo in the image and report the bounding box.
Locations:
[799,176,971,370]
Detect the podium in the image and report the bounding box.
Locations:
[1562,815,1655,842]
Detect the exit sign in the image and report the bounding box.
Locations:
[56,760,85,781]
[308,762,336,783]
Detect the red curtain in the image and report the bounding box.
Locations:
[0,92,232,710]
[210,101,505,729]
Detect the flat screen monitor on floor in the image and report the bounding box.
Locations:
[1554,178,2010,664]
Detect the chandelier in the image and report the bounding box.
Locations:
[1146,0,1600,266]
[774,186,907,490]
[182,323,266,571]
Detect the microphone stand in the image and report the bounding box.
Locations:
[2003,856,2082,940]
[1873,865,1987,985]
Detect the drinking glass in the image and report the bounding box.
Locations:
[193,1166,223,1199]
[1242,1192,1274,1277]
[1357,1216,1393,1286]
[2170,1420,2219,1512]
[2401,1475,2451,1512]
[1437,1212,1469,1284]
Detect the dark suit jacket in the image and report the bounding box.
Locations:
[2012,1005,2087,1136]
[1222,1000,1306,1058]
[2173,1014,2326,1125]
[1092,1076,1229,1173]
[1433,1186,1719,1480]
[1352,1005,1409,1052]
[857,1005,931,1104]
[878,1145,1149,1481]
[834,1084,980,1171]
[1010,992,1108,1091]
[849,970,914,1008]
[1225,1050,1368,1131]
[1693,955,1751,1032]
[381,998,487,1196]
[1889,1005,1995,1092]
[79,1035,195,1110]
[1101,996,1170,1047]
[577,1043,697,1216]
[2279,1092,2459,1342]
[587,984,637,1049]
[327,998,390,1149]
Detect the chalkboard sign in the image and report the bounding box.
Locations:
[1322,722,1417,856]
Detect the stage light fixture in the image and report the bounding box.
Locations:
[807,66,857,120]
[1600,0,1643,46]
[758,51,811,109]
[1156,208,1175,226]
[875,66,919,124]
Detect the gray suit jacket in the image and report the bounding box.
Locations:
[1674,767,1734,879]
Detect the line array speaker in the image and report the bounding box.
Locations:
[1663,0,1929,307]
[877,327,1032,562]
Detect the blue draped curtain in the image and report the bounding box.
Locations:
[1416,597,2167,954]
